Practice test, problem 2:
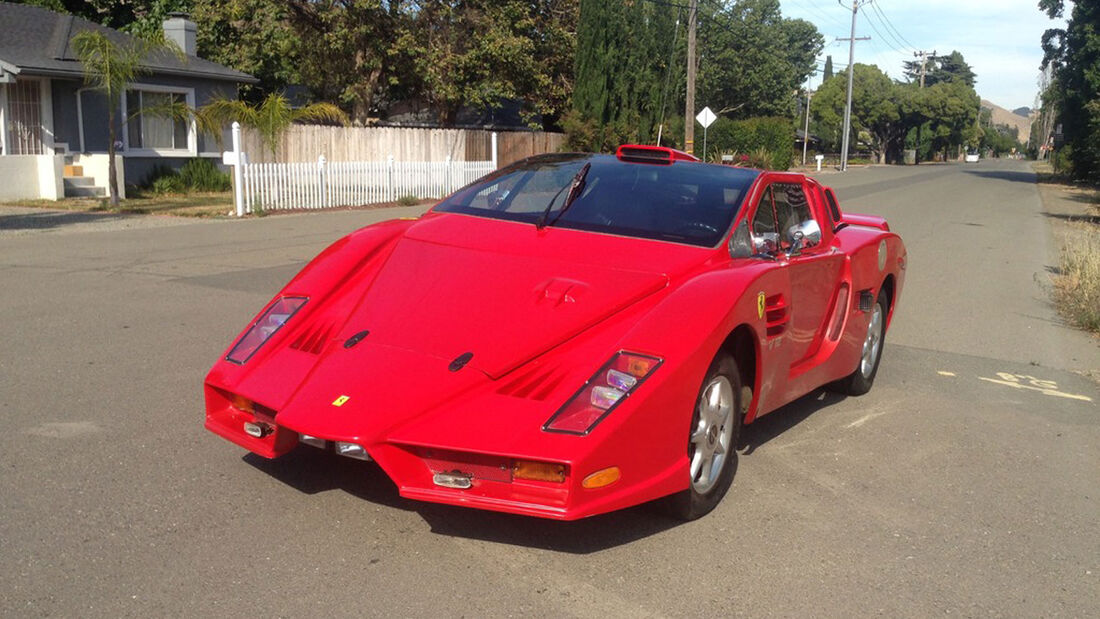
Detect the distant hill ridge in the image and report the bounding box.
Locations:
[981,99,1032,145]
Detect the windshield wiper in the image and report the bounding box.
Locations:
[536,162,591,230]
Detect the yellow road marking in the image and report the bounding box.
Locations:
[978,375,1093,402]
[937,371,956,377]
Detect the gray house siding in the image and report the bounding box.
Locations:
[45,74,239,185]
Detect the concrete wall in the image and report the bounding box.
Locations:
[0,155,64,201]
[76,153,125,200]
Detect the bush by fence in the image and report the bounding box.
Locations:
[706,117,795,170]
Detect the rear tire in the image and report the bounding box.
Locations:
[666,354,742,521]
[834,290,887,396]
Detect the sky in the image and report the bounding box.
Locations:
[779,0,1069,111]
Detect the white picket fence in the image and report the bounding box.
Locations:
[239,157,494,214]
[226,123,497,216]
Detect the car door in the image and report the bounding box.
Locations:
[774,181,845,368]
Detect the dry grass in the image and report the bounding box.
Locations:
[3,192,235,217]
[1052,222,1100,334]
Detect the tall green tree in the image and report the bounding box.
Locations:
[569,0,677,149]
[192,0,301,101]
[1040,0,1100,179]
[396,0,578,127]
[698,0,823,119]
[902,50,975,88]
[823,55,833,81]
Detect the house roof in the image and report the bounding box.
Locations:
[0,2,256,84]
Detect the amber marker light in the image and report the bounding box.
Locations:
[513,460,566,483]
[232,394,254,414]
[582,466,621,489]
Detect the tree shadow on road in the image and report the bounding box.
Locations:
[960,169,1036,184]
[0,209,127,232]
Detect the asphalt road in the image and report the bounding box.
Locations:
[1,160,1096,617]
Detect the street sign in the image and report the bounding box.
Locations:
[696,106,716,129]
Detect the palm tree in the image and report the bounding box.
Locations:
[72,30,156,207]
[199,93,348,161]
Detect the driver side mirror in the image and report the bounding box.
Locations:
[786,219,822,255]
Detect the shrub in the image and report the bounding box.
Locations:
[151,174,185,195]
[396,194,421,206]
[707,117,794,169]
[140,164,177,189]
[179,158,231,192]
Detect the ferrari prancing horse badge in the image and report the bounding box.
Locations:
[757,292,766,319]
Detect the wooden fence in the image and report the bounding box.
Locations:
[240,125,565,167]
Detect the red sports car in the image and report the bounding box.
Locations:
[205,145,906,521]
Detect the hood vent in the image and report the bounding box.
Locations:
[290,322,334,355]
[498,365,567,401]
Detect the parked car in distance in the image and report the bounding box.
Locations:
[965,151,980,163]
[204,145,907,521]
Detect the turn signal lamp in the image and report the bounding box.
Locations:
[232,394,254,414]
[582,467,621,489]
[543,352,662,435]
[513,460,566,483]
[226,296,308,364]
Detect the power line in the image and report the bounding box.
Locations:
[656,6,683,145]
[869,0,918,51]
[861,5,912,55]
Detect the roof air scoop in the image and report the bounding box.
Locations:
[615,144,699,165]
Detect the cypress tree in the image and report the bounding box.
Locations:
[571,0,679,149]
[823,55,833,81]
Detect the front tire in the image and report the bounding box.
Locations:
[834,290,887,396]
[667,354,742,520]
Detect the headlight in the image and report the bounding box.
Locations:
[225,296,307,364]
[542,351,662,435]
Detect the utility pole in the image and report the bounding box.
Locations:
[802,88,813,166]
[838,0,870,172]
[913,50,935,164]
[914,50,936,88]
[684,0,698,155]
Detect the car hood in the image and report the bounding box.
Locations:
[334,215,673,379]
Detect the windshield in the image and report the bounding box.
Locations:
[433,154,760,247]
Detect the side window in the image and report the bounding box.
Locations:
[773,183,813,243]
[751,186,776,236]
[824,189,842,224]
[750,186,779,252]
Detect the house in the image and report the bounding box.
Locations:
[0,3,255,200]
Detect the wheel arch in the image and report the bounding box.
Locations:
[719,323,761,424]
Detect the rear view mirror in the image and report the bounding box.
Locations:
[787,219,822,252]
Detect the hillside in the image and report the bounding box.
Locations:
[981,99,1032,145]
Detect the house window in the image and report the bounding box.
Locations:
[125,89,187,150]
[8,79,43,155]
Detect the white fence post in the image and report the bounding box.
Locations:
[445,155,452,194]
[317,155,327,208]
[231,122,244,217]
[491,131,498,170]
[387,155,395,202]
